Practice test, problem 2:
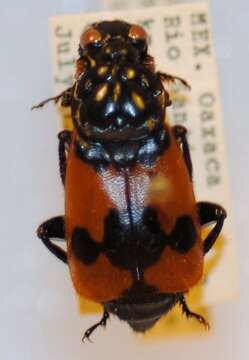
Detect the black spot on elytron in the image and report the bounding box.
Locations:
[169,215,197,253]
[71,227,101,265]
[102,208,167,273]
[71,208,197,271]
[143,207,162,235]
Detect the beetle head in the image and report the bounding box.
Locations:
[79,20,148,68]
[72,20,170,143]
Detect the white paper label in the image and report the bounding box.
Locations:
[103,0,181,10]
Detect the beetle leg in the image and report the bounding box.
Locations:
[31,87,72,110]
[37,216,67,264]
[179,295,210,329]
[157,71,191,90]
[82,310,110,342]
[173,125,193,180]
[58,130,72,186]
[197,202,227,254]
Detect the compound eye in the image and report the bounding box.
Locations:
[128,24,147,42]
[80,27,102,48]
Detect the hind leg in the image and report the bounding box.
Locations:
[37,216,67,264]
[179,295,209,329]
[197,202,227,254]
[82,310,110,342]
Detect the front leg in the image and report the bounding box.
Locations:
[197,202,227,254]
[157,71,191,89]
[173,125,193,180]
[37,216,67,264]
[31,87,73,110]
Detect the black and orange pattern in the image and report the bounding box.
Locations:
[36,20,226,339]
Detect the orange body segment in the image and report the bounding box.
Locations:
[64,125,203,303]
[65,135,133,302]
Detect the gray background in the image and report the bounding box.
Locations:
[0,0,248,359]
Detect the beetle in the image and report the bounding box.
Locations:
[34,20,227,340]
